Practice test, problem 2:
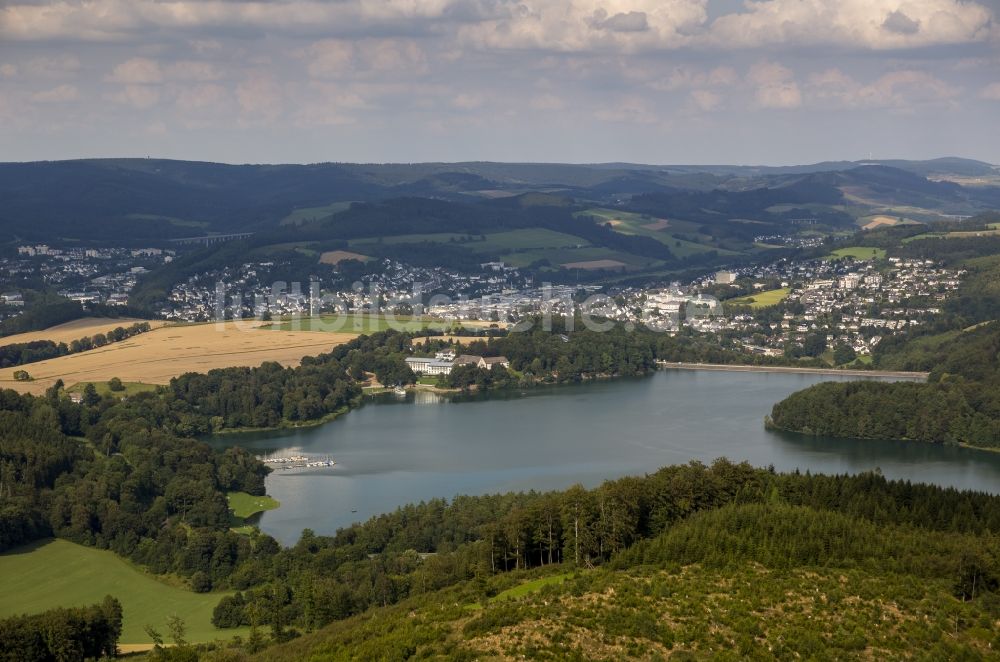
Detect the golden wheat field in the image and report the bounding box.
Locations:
[0,321,357,394]
[0,317,169,347]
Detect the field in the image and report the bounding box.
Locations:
[825,246,886,261]
[0,321,357,395]
[227,491,280,519]
[907,228,1000,242]
[580,208,740,258]
[726,287,791,308]
[319,250,371,265]
[0,539,247,644]
[861,214,902,230]
[561,259,627,270]
[0,317,167,347]
[265,314,500,334]
[280,201,353,226]
[350,228,588,254]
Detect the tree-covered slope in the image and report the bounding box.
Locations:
[246,502,1000,661]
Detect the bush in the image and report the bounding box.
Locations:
[12,370,30,381]
[108,377,125,392]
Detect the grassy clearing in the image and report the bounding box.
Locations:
[464,572,574,611]
[280,201,353,226]
[726,287,791,309]
[226,491,280,519]
[0,539,247,644]
[492,573,573,602]
[825,246,886,261]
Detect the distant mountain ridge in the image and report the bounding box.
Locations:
[0,157,996,243]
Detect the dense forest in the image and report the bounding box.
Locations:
[0,596,122,662]
[192,460,1000,659]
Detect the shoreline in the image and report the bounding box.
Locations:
[656,361,928,380]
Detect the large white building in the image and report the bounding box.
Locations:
[406,349,510,376]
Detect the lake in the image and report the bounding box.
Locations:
[217,369,1000,545]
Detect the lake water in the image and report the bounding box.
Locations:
[217,370,1000,545]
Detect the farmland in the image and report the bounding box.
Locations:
[318,250,371,265]
[825,246,886,261]
[350,228,588,253]
[0,317,167,347]
[264,314,499,334]
[0,321,357,394]
[0,539,246,644]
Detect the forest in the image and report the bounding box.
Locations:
[196,460,1000,659]
[0,596,122,662]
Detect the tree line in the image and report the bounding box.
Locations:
[0,322,151,370]
[0,596,121,662]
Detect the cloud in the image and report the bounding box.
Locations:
[530,93,566,110]
[236,74,284,124]
[452,93,484,110]
[981,82,1000,100]
[689,89,722,111]
[457,0,709,52]
[589,10,650,33]
[596,96,659,123]
[175,83,230,113]
[748,61,801,109]
[0,63,17,79]
[110,84,161,109]
[304,40,354,79]
[166,61,224,82]
[22,55,81,79]
[30,84,79,103]
[807,67,961,108]
[882,10,921,36]
[107,57,162,84]
[651,65,737,91]
[707,0,995,50]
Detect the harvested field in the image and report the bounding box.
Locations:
[0,317,166,347]
[561,259,627,270]
[0,321,357,394]
[642,219,670,231]
[319,250,370,265]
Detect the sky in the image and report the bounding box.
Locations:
[1,0,999,166]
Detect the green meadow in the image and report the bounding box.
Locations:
[0,539,248,644]
[825,246,887,260]
[726,287,792,309]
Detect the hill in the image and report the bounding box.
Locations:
[1,158,997,244]
[252,500,1000,661]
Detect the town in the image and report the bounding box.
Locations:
[0,241,964,365]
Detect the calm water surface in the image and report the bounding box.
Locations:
[216,370,1000,545]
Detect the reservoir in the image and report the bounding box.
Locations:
[221,370,1000,545]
